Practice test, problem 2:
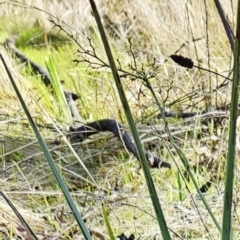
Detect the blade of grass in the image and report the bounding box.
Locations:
[144,78,221,232]
[177,171,183,201]
[102,204,114,240]
[68,74,88,119]
[221,1,240,239]
[89,1,171,239]
[45,57,72,123]
[164,144,214,238]
[0,190,39,240]
[214,0,234,52]
[0,54,92,240]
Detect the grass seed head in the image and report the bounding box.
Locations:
[170,55,194,69]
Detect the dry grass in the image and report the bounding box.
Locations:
[0,0,240,239]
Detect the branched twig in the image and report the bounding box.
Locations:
[50,18,162,85]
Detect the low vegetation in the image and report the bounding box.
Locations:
[0,0,239,239]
